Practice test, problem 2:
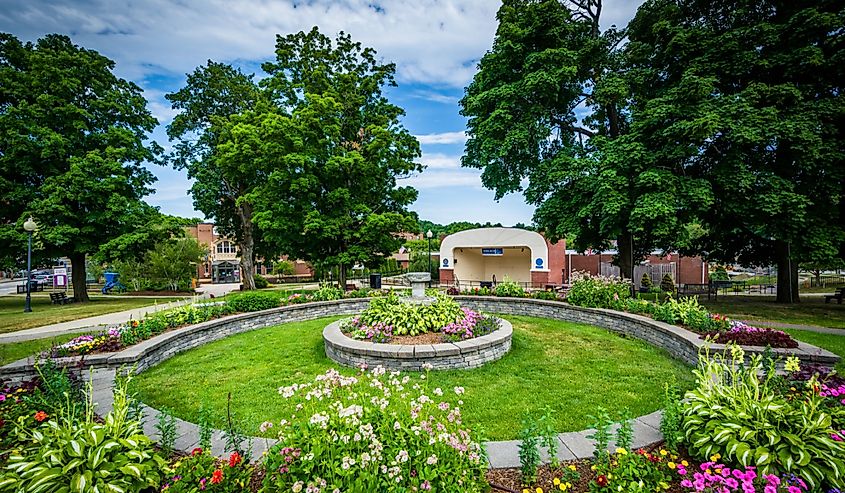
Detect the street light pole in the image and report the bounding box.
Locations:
[426,230,433,287]
[23,217,37,313]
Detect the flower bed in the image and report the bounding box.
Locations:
[342,306,501,344]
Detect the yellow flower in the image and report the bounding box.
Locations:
[668,462,676,469]
[659,482,669,490]
[608,474,613,479]
[566,483,572,488]
[715,468,722,475]
[710,453,721,461]
[568,465,577,471]
[523,489,529,493]
[616,448,628,455]
[659,449,667,456]
[554,478,560,485]
[559,485,566,492]
[591,465,597,471]
[536,488,543,493]
[681,460,689,467]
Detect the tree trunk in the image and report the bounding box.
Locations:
[616,230,635,280]
[237,203,257,290]
[70,252,89,302]
[338,263,347,291]
[775,239,799,303]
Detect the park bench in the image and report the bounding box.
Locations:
[49,292,75,305]
[824,287,844,304]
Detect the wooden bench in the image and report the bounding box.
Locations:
[49,292,75,305]
[824,287,845,304]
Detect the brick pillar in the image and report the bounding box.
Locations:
[440,270,454,285]
[530,271,549,288]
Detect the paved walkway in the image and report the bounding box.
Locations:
[0,297,203,344]
[752,320,844,335]
[87,368,663,467]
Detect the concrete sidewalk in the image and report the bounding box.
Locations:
[0,296,203,344]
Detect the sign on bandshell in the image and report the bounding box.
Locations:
[481,248,504,256]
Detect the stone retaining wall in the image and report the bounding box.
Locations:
[1,296,838,383]
[323,318,513,371]
[454,296,840,367]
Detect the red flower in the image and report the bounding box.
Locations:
[210,469,223,484]
[34,411,48,422]
[191,447,203,456]
[596,475,608,487]
[228,452,242,467]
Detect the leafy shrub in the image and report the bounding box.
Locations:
[518,418,541,484]
[0,372,167,492]
[346,287,372,298]
[253,274,269,289]
[660,273,675,293]
[494,277,525,297]
[660,380,684,450]
[681,347,845,490]
[311,285,344,301]
[711,266,730,281]
[446,286,460,295]
[531,290,559,301]
[163,449,254,493]
[356,293,464,336]
[624,298,655,315]
[566,271,632,309]
[266,368,487,492]
[226,291,282,312]
[640,273,653,290]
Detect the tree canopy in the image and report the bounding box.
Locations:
[0,34,161,301]
[249,28,422,288]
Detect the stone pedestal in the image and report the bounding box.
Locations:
[406,272,431,300]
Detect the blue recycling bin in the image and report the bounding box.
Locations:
[104,272,119,285]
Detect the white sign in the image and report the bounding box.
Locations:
[53,268,67,276]
[53,267,68,287]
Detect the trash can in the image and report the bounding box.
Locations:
[369,273,382,289]
[104,272,119,285]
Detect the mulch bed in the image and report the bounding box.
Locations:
[384,332,446,345]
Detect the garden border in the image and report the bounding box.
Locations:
[323,317,513,371]
[1,296,838,383]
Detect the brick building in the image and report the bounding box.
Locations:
[185,223,312,283]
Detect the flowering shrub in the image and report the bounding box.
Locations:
[565,272,632,309]
[0,380,42,452]
[355,293,465,336]
[702,321,798,349]
[343,317,394,343]
[681,346,845,490]
[264,367,487,492]
[588,448,674,492]
[162,449,254,492]
[676,459,809,493]
[442,308,498,342]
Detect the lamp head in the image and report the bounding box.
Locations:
[426,230,433,239]
[23,217,37,232]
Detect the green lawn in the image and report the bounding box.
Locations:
[701,296,845,329]
[130,315,694,441]
[0,295,180,334]
[0,331,95,366]
[783,329,845,374]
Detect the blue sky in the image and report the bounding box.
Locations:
[0,0,642,226]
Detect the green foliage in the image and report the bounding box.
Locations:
[225,291,282,312]
[615,409,634,451]
[155,407,177,455]
[660,380,684,450]
[566,272,632,309]
[252,28,422,288]
[531,290,560,301]
[265,369,487,492]
[310,285,345,302]
[640,273,653,290]
[588,448,674,493]
[0,34,162,301]
[537,407,559,469]
[681,348,845,490]
[587,408,614,463]
[144,237,206,291]
[711,267,730,282]
[356,293,464,336]
[660,273,675,293]
[0,372,167,492]
[494,277,525,297]
[164,450,254,493]
[273,260,295,276]
[198,404,214,452]
[518,418,541,485]
[651,297,714,332]
[252,274,269,289]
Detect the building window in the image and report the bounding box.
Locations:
[216,241,235,254]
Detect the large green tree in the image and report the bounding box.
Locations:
[627,0,845,302]
[460,0,703,280]
[251,28,421,288]
[0,34,160,301]
[166,61,266,290]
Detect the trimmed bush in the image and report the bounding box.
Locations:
[226,291,283,312]
[253,274,269,289]
[660,273,675,293]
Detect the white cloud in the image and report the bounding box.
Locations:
[420,153,461,169]
[400,169,481,189]
[415,131,467,145]
[410,90,458,104]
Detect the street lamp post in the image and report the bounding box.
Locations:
[23,217,37,313]
[426,230,433,287]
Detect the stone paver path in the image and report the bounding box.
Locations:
[0,297,203,344]
[87,368,664,468]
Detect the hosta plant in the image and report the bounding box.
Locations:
[681,346,845,490]
[265,367,487,492]
[355,293,464,336]
[0,372,167,493]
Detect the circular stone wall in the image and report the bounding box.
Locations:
[323,318,513,371]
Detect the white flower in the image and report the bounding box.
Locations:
[453,386,465,395]
[422,362,433,371]
[433,388,443,396]
[426,454,438,465]
[292,481,304,493]
[259,421,273,433]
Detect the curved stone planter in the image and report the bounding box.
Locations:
[323,318,513,371]
[1,296,838,384]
